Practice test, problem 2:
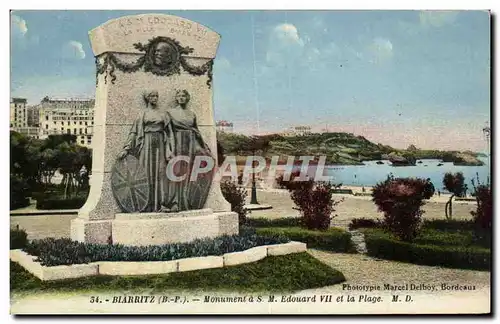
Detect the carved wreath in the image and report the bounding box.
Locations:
[95,36,214,88]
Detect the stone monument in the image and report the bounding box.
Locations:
[71,14,238,246]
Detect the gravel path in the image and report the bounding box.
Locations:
[306,249,490,291]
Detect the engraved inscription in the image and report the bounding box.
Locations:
[116,16,208,41]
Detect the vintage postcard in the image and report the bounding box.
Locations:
[9,9,491,315]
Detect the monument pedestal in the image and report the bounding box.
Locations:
[71,209,238,246]
[71,14,237,246]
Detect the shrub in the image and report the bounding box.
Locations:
[364,229,490,270]
[443,172,466,197]
[36,197,86,210]
[220,180,248,226]
[348,218,383,230]
[423,179,435,199]
[256,227,355,253]
[275,170,302,190]
[289,180,342,230]
[372,176,427,242]
[10,175,30,210]
[470,178,492,230]
[11,226,28,250]
[23,231,289,267]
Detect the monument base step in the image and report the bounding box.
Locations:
[70,210,238,246]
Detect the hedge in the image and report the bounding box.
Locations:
[422,219,476,231]
[36,197,86,210]
[256,227,356,253]
[23,228,289,267]
[10,198,30,210]
[349,218,478,232]
[11,227,28,250]
[246,217,301,228]
[348,218,382,230]
[363,229,490,270]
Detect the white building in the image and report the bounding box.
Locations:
[38,97,95,147]
[10,98,40,139]
[10,98,27,128]
[282,125,312,137]
[216,120,234,133]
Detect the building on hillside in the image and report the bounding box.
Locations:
[281,125,312,137]
[38,97,95,147]
[216,120,234,133]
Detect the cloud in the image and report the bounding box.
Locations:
[271,23,305,47]
[367,37,393,64]
[266,23,307,66]
[62,40,86,60]
[11,15,28,37]
[419,11,459,28]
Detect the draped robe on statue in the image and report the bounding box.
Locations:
[121,109,173,212]
[167,107,214,211]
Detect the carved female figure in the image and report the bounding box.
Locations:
[166,89,213,211]
[112,90,174,213]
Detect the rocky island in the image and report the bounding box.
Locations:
[217,132,485,166]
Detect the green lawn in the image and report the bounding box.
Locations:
[11,252,345,293]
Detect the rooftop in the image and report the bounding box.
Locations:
[11,98,27,103]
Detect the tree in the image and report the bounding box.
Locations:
[442,172,466,219]
[57,142,92,199]
[39,148,59,185]
[407,144,418,152]
[43,134,77,149]
[10,131,46,189]
[10,131,30,176]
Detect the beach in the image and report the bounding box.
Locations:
[246,188,476,228]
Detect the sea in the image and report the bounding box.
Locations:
[323,156,491,192]
[284,155,490,193]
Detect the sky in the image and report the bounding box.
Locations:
[10,10,490,151]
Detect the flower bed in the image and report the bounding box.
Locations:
[23,228,289,267]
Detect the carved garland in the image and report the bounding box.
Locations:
[95,36,214,88]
